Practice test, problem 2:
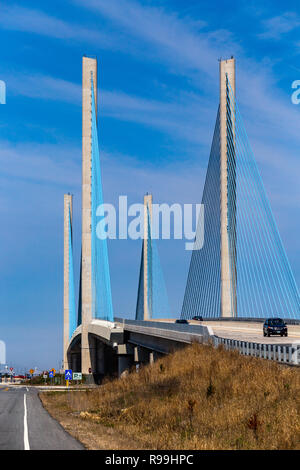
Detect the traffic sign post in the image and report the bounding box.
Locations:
[49,370,55,385]
[65,369,72,387]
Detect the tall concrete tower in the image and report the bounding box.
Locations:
[219,57,237,317]
[63,193,73,369]
[81,56,97,375]
[143,194,153,320]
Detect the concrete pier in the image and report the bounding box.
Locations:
[81,56,98,375]
[63,194,73,370]
[219,58,236,318]
[143,194,152,320]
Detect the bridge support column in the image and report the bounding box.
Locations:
[96,341,105,375]
[81,56,98,375]
[118,355,133,378]
[63,193,73,370]
[88,335,97,375]
[149,351,154,365]
[133,345,149,364]
[143,194,153,320]
[219,57,236,318]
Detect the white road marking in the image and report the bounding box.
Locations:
[26,387,29,392]
[24,394,30,450]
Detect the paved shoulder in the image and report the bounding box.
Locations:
[26,388,84,450]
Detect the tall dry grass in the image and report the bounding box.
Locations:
[47,344,300,449]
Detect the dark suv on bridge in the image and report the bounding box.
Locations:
[263,318,288,337]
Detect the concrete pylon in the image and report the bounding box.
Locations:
[143,194,153,320]
[219,57,237,317]
[81,56,97,375]
[63,193,73,369]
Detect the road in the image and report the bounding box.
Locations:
[200,321,300,344]
[0,385,84,450]
[155,319,300,344]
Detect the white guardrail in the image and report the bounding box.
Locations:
[212,336,300,366]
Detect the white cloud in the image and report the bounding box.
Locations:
[6,71,215,145]
[0,140,81,188]
[259,11,300,39]
[72,0,240,82]
[69,1,300,151]
[0,4,115,47]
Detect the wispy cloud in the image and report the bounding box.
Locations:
[7,73,81,104]
[69,1,300,148]
[6,71,214,145]
[259,11,300,40]
[0,4,115,47]
[72,0,239,83]
[0,140,81,188]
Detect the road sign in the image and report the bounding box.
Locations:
[29,369,34,375]
[43,374,47,379]
[49,371,54,378]
[51,368,56,374]
[73,372,82,380]
[65,369,72,380]
[9,367,13,372]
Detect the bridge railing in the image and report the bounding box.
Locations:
[213,336,300,366]
[202,317,300,325]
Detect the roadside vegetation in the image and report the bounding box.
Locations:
[41,343,300,450]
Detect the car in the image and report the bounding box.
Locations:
[175,319,189,324]
[192,315,203,321]
[263,318,288,337]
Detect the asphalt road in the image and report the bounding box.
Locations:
[200,321,300,344]
[156,319,300,344]
[0,385,84,450]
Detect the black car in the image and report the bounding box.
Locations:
[175,319,189,324]
[263,318,288,337]
[192,315,203,321]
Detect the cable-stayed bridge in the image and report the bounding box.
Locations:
[182,59,299,321]
[64,57,300,381]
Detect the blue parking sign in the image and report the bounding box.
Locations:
[65,369,72,380]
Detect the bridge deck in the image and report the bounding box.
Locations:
[147,319,300,345]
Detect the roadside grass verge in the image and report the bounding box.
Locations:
[41,343,300,450]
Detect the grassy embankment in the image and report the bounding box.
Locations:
[40,343,300,450]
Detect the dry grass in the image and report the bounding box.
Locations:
[41,343,300,450]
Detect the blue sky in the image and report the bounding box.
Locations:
[0,0,299,371]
